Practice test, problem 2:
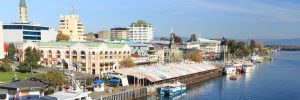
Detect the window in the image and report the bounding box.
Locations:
[23,31,41,35]
[23,36,41,40]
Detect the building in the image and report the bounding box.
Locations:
[17,42,131,75]
[59,14,85,42]
[0,22,4,59]
[0,80,46,100]
[2,0,57,43]
[198,38,221,59]
[110,27,129,40]
[97,30,110,39]
[3,23,58,42]
[128,20,154,43]
[19,0,28,23]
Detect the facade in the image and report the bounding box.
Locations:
[0,80,46,100]
[2,23,58,42]
[59,14,85,41]
[19,0,28,23]
[97,30,110,39]
[110,27,129,40]
[0,22,4,59]
[17,42,131,75]
[198,38,221,58]
[128,20,154,43]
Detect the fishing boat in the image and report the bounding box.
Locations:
[234,63,243,74]
[160,82,186,96]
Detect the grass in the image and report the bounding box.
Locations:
[0,72,38,84]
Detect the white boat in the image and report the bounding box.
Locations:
[224,64,236,74]
[160,82,186,96]
[243,62,254,73]
[251,55,259,63]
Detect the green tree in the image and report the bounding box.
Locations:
[36,70,65,91]
[18,47,42,73]
[7,43,16,61]
[228,40,238,54]
[119,57,136,68]
[0,56,12,72]
[187,34,197,42]
[249,39,256,52]
[185,51,202,63]
[56,32,70,41]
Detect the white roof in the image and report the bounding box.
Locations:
[198,38,221,43]
[42,91,91,100]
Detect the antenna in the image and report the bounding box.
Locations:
[72,6,75,14]
[170,27,173,33]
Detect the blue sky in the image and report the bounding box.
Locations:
[1,0,300,39]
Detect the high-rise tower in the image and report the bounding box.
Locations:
[19,0,28,23]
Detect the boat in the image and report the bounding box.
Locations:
[223,64,236,74]
[251,55,259,63]
[234,63,243,73]
[160,82,186,96]
[229,75,237,80]
[243,62,254,73]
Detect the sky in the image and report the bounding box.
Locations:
[0,0,300,39]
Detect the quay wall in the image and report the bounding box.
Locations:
[94,69,221,100]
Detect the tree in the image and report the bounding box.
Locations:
[18,47,42,73]
[249,39,256,52]
[0,56,12,72]
[160,37,169,41]
[36,70,65,91]
[228,40,238,54]
[187,34,197,42]
[258,41,265,55]
[236,41,250,57]
[7,43,16,61]
[185,51,202,63]
[56,32,70,41]
[119,57,136,68]
[171,33,182,43]
[86,32,95,42]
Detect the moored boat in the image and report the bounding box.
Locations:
[160,82,186,96]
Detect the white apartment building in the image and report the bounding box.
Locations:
[17,42,131,75]
[128,20,153,43]
[59,14,85,42]
[0,22,5,59]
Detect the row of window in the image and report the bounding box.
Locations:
[23,36,41,40]
[23,31,41,35]
[3,25,49,30]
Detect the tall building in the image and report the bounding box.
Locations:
[19,0,28,23]
[128,20,154,43]
[59,14,85,42]
[110,27,129,40]
[2,0,57,43]
[0,22,5,59]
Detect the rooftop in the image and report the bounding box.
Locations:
[0,80,46,90]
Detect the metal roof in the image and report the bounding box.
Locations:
[114,62,216,82]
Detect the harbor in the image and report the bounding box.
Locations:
[142,51,300,100]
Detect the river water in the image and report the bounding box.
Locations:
[143,51,300,100]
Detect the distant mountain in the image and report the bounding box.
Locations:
[262,38,300,46]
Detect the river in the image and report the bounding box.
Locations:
[143,51,300,100]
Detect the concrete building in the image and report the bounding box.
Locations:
[0,80,46,100]
[59,14,85,42]
[17,42,131,75]
[2,23,58,42]
[19,0,28,23]
[1,0,57,43]
[110,27,129,40]
[198,38,221,58]
[97,30,110,39]
[0,22,4,59]
[128,20,154,43]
